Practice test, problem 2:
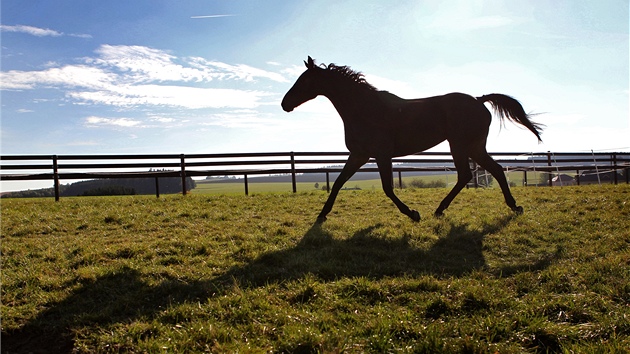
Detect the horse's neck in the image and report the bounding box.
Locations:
[324,84,384,123]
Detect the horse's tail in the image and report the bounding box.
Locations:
[477,94,543,142]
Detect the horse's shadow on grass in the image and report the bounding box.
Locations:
[215,214,553,287]
[3,215,556,353]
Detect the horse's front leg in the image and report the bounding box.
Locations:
[376,158,420,222]
[317,154,370,223]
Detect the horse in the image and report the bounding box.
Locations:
[281,56,543,222]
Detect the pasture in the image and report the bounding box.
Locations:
[194,179,385,195]
[2,185,629,352]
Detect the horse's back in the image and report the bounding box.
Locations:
[402,92,489,123]
[402,92,492,147]
[359,91,492,156]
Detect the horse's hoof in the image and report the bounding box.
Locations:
[316,216,327,224]
[434,210,444,218]
[514,206,524,215]
[410,210,421,222]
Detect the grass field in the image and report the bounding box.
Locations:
[2,185,629,352]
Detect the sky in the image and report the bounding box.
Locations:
[1,0,628,191]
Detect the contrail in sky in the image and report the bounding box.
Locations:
[191,14,236,19]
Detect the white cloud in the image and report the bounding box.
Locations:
[0,24,62,37]
[89,45,207,83]
[85,116,142,127]
[83,115,193,130]
[281,65,308,78]
[149,117,177,123]
[0,44,287,110]
[190,58,288,83]
[0,24,91,38]
[70,85,270,109]
[0,65,115,90]
[88,45,287,84]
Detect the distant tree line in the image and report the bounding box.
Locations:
[2,176,196,198]
[80,185,136,196]
[1,189,56,198]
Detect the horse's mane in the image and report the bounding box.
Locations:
[320,62,377,91]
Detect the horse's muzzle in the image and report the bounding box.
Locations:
[281,101,294,112]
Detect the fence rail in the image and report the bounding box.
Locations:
[2,151,629,200]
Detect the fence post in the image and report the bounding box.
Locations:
[529,152,538,187]
[547,151,553,187]
[398,171,403,189]
[472,160,479,188]
[591,150,601,185]
[326,172,330,193]
[523,170,527,186]
[53,155,60,201]
[155,177,160,198]
[576,170,580,186]
[180,154,187,196]
[244,173,249,195]
[290,151,297,193]
[612,154,618,185]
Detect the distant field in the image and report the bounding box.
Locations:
[193,179,386,194]
[3,185,628,352]
[193,171,548,194]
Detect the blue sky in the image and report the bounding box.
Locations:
[1,0,628,190]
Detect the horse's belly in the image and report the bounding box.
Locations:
[393,137,445,157]
[343,108,448,157]
[344,130,444,158]
[389,118,447,156]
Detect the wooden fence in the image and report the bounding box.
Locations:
[1,151,629,200]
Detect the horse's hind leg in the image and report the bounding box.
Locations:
[471,150,523,214]
[434,151,472,217]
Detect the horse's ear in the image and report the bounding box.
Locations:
[304,56,315,69]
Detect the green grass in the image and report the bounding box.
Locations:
[194,181,324,194]
[2,185,629,353]
[194,180,386,195]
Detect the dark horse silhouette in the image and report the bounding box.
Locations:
[282,57,543,222]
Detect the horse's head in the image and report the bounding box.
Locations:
[281,56,323,112]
